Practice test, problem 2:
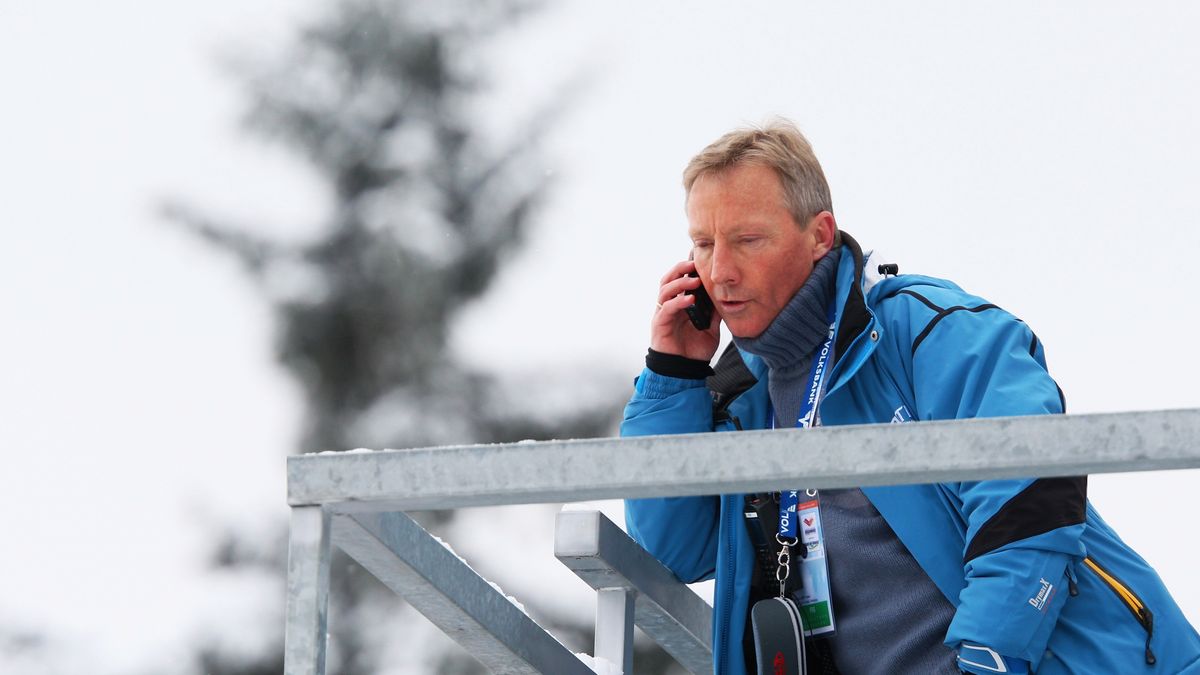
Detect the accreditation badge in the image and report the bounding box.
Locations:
[793,493,836,636]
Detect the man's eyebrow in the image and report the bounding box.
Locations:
[694,223,762,237]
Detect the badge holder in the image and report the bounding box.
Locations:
[793,492,836,637]
[750,531,807,675]
[751,596,807,675]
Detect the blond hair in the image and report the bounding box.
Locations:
[683,119,834,228]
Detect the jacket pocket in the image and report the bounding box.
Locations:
[1081,556,1157,665]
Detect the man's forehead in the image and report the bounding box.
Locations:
[687,172,788,236]
[687,218,768,238]
[688,164,784,207]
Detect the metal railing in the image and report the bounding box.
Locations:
[284,408,1200,674]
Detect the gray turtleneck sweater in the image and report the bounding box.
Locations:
[734,248,841,428]
[734,248,960,674]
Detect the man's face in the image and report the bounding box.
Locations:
[687,163,827,339]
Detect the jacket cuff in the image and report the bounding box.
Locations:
[646,348,714,379]
[957,643,1029,674]
[633,367,709,400]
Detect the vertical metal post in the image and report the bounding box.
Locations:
[285,506,331,675]
[595,588,635,674]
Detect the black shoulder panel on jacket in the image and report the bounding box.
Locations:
[707,342,758,413]
[963,476,1087,563]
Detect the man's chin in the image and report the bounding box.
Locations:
[724,317,767,340]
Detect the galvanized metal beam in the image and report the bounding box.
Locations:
[331,510,593,675]
[556,509,713,674]
[284,506,331,675]
[289,408,1200,509]
[594,588,634,675]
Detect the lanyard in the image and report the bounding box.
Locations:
[776,305,837,540]
[765,303,841,637]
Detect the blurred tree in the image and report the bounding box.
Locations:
[168,0,612,456]
[166,0,633,673]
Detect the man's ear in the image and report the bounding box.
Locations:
[810,211,838,259]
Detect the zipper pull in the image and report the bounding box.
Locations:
[1142,610,1156,665]
[1066,565,1079,597]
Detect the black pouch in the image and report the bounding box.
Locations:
[750,596,807,675]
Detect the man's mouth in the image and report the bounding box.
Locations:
[717,299,748,313]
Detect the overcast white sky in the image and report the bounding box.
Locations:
[1,1,1198,672]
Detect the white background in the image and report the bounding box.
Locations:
[1,1,1197,671]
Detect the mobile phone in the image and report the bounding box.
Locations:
[684,271,714,330]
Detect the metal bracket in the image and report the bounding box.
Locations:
[555,509,713,674]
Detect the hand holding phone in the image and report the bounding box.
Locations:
[649,257,720,362]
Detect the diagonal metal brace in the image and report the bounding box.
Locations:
[333,511,593,675]
[555,509,713,674]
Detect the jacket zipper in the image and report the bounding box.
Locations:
[1081,556,1157,665]
[713,414,742,674]
[721,499,735,674]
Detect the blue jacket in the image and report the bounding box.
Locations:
[623,234,1200,674]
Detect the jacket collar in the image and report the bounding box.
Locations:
[831,231,872,371]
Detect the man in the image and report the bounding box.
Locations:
[622,120,1200,674]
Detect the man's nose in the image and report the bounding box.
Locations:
[709,242,738,285]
